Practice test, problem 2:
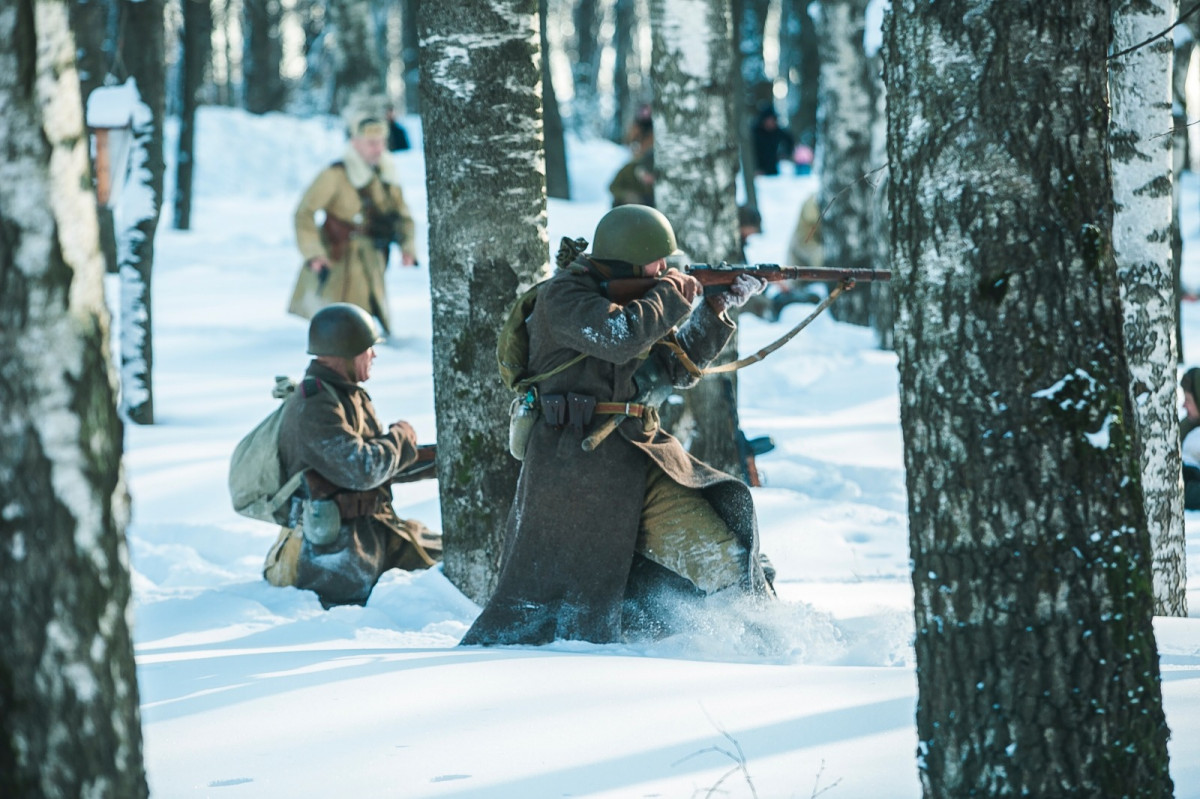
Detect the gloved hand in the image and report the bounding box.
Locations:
[658,270,703,304]
[707,274,767,314]
[390,420,417,446]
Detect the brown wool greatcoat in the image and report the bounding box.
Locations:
[288,163,416,334]
[276,361,436,607]
[461,261,771,646]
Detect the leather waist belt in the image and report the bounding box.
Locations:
[594,402,647,417]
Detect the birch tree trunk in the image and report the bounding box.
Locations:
[650,0,743,478]
[70,0,120,274]
[886,2,1174,795]
[866,20,891,350]
[118,0,165,425]
[541,0,571,200]
[420,0,547,604]
[242,0,285,114]
[782,0,819,152]
[330,0,385,113]
[572,0,602,135]
[1172,27,1192,361]
[0,2,146,795]
[1111,0,1186,617]
[174,0,212,231]
[816,0,875,326]
[401,0,420,114]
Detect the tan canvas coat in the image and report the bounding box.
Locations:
[271,361,437,607]
[462,260,771,646]
[289,150,416,334]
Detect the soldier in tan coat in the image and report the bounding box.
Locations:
[263,304,441,607]
[289,114,418,336]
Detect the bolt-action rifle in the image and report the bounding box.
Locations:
[392,444,437,483]
[601,263,891,305]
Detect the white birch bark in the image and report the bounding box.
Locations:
[649,0,743,476]
[419,0,548,603]
[1111,0,1186,617]
[0,1,146,794]
[816,0,875,326]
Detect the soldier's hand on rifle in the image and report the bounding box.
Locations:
[707,274,767,315]
[307,255,330,272]
[390,420,417,446]
[401,252,418,267]
[659,270,703,304]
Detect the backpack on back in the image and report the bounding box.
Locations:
[229,376,333,525]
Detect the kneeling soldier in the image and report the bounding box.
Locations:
[264,303,441,607]
[462,205,775,646]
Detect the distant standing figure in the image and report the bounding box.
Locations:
[751,105,796,177]
[289,113,418,337]
[263,303,442,607]
[609,109,655,208]
[1180,368,1200,510]
[387,106,411,152]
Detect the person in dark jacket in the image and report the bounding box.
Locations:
[1180,367,1200,510]
[751,104,795,177]
[462,205,775,647]
[262,303,441,607]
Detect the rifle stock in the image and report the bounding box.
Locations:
[603,263,890,305]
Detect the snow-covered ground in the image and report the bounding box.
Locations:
[123,108,1200,797]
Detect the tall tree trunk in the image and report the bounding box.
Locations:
[401,0,420,114]
[1112,0,1186,617]
[866,26,891,350]
[609,0,636,141]
[0,3,146,795]
[731,0,766,211]
[117,0,165,425]
[242,0,285,113]
[541,0,571,199]
[816,0,874,326]
[174,0,212,231]
[572,0,602,135]
[420,0,547,604]
[886,3,1174,796]
[650,0,742,478]
[330,0,384,113]
[1173,26,1192,362]
[71,0,120,274]
[782,0,819,153]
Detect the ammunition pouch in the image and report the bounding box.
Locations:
[540,392,659,435]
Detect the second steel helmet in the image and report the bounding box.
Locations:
[590,205,679,266]
[307,303,384,357]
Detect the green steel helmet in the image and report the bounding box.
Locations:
[307,303,384,357]
[590,205,679,266]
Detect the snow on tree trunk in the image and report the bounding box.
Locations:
[118,0,164,426]
[816,0,875,326]
[650,0,743,478]
[886,2,1174,794]
[0,3,146,795]
[330,0,384,113]
[419,0,548,605]
[1112,0,1186,617]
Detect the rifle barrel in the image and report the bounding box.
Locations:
[686,264,891,283]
